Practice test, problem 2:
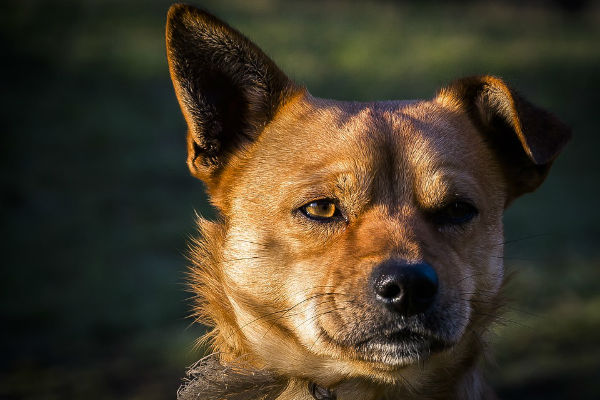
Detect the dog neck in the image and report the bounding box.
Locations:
[176,353,493,400]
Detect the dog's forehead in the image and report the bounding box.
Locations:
[258,94,483,177]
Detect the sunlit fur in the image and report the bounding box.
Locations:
[184,94,512,399]
[167,5,570,399]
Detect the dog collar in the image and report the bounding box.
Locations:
[308,382,337,400]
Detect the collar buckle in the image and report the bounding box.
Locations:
[308,382,336,400]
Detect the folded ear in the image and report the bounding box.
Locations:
[166,4,300,188]
[437,76,571,204]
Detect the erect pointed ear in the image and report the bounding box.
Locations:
[437,76,571,204]
[166,4,300,188]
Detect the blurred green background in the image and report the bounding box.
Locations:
[1,0,599,399]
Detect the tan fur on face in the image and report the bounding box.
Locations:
[168,5,570,399]
[187,93,507,397]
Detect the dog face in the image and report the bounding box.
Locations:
[218,97,507,370]
[167,4,570,388]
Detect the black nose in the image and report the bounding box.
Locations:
[371,261,439,316]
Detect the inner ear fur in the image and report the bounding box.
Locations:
[166,4,300,187]
[438,76,571,203]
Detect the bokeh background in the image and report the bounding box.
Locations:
[2,0,599,399]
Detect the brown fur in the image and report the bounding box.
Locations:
[166,4,570,399]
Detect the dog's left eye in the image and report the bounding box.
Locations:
[300,199,341,221]
[431,201,478,226]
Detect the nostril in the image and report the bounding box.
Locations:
[376,279,403,301]
[370,260,439,316]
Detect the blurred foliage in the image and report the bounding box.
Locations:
[1,0,599,398]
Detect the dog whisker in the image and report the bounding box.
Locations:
[222,255,270,262]
[491,255,538,261]
[239,292,354,343]
[500,233,551,246]
[308,329,326,352]
[453,271,504,285]
[294,307,348,330]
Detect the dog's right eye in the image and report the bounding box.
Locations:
[430,200,478,227]
[300,199,341,221]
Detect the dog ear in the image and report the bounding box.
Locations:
[438,76,571,204]
[166,4,300,187]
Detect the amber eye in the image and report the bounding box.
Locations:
[431,200,478,226]
[300,199,340,221]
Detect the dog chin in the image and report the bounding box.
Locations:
[353,329,452,367]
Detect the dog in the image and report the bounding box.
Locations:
[166,4,570,399]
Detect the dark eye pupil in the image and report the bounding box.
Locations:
[433,201,477,225]
[448,202,469,217]
[313,203,329,212]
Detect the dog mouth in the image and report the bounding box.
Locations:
[353,327,450,365]
[321,324,452,367]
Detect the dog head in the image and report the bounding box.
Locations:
[167,4,570,390]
